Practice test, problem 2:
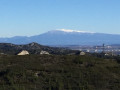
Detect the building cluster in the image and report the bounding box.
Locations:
[78,45,120,56]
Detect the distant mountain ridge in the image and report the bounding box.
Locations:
[0,29,120,45]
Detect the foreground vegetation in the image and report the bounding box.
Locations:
[0,54,120,90]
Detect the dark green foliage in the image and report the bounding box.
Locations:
[0,55,119,90]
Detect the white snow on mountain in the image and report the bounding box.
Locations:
[56,29,95,33]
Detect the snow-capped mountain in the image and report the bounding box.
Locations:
[0,29,120,45]
[56,29,95,33]
[48,29,95,34]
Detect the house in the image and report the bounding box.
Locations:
[17,50,29,55]
[105,52,115,56]
[40,51,49,55]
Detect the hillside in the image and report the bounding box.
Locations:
[0,55,119,90]
[0,42,79,55]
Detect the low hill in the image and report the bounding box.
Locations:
[0,42,79,55]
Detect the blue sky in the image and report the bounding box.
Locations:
[0,0,120,37]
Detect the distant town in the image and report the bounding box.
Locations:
[60,44,120,56]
